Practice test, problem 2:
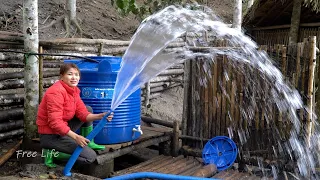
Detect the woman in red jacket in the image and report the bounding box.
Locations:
[36,63,113,167]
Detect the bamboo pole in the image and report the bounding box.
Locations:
[306,36,317,147]
[0,139,22,166]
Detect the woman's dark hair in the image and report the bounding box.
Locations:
[60,63,80,76]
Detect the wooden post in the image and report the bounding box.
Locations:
[306,36,317,147]
[39,46,44,101]
[172,121,180,157]
[98,43,104,56]
[144,81,150,108]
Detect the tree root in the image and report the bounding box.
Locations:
[39,15,65,30]
[40,14,93,39]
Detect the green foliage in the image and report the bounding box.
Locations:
[112,0,207,19]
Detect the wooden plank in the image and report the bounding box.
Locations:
[112,155,165,176]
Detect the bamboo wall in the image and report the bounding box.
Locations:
[182,37,318,160]
[252,27,320,47]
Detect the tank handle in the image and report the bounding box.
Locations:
[98,60,112,72]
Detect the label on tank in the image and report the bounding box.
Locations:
[81,87,114,99]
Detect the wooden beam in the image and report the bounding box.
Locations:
[251,22,320,31]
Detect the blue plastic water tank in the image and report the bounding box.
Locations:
[65,56,141,144]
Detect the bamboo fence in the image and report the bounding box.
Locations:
[252,27,320,48]
[0,31,185,142]
[182,36,318,161]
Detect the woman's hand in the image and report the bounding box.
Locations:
[67,130,90,147]
[75,134,90,147]
[96,112,114,121]
[86,112,114,122]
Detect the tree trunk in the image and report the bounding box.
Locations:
[232,0,242,30]
[23,0,39,140]
[66,0,77,21]
[289,0,302,45]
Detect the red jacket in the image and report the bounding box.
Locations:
[36,80,90,136]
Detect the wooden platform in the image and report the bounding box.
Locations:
[96,126,172,164]
[111,155,269,179]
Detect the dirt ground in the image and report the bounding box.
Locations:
[0,0,234,178]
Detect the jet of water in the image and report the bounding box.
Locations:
[110,4,318,178]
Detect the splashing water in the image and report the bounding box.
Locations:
[110,4,319,178]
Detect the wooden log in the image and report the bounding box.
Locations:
[141,82,170,89]
[0,53,24,60]
[141,116,175,128]
[158,69,184,76]
[172,121,180,157]
[0,78,57,90]
[0,44,24,50]
[0,129,24,141]
[0,61,62,68]
[96,135,171,164]
[180,145,202,157]
[169,63,184,69]
[150,76,183,83]
[40,38,184,46]
[0,120,23,132]
[40,38,131,46]
[0,108,23,122]
[0,71,59,81]
[0,34,24,42]
[192,164,217,177]
[150,83,181,93]
[141,92,161,102]
[144,81,150,108]
[0,139,22,166]
[43,45,128,54]
[0,31,24,37]
[0,93,24,106]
